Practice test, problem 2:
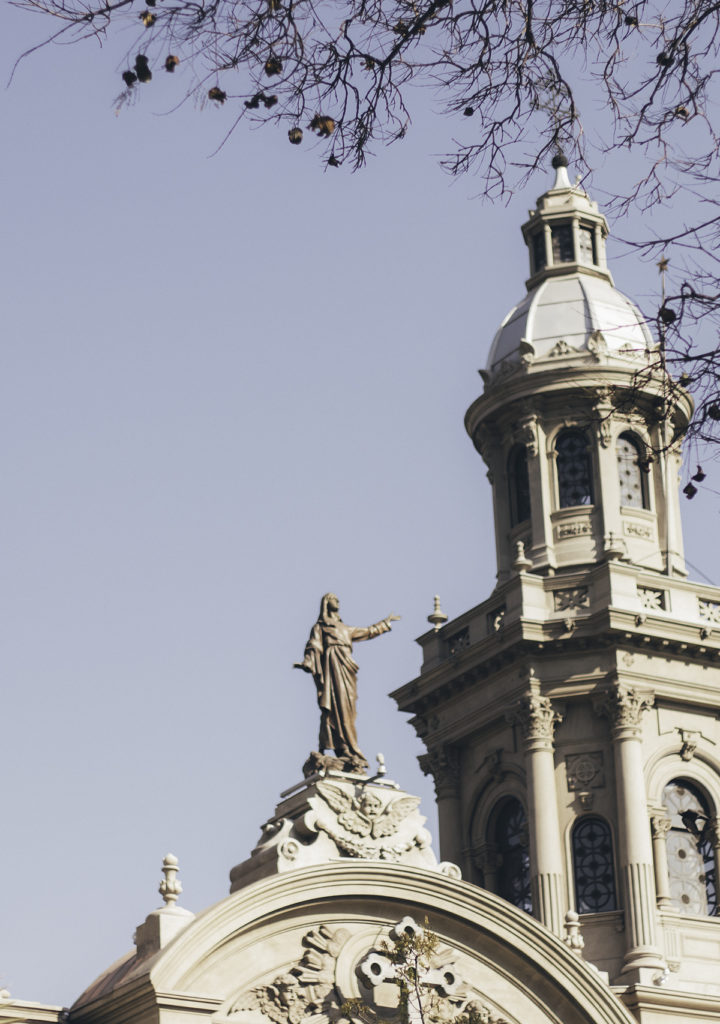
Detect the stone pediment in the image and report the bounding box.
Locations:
[134,864,637,1024]
[229,774,460,892]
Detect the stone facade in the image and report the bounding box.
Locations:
[392,163,720,1020]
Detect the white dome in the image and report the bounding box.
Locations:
[487,272,655,374]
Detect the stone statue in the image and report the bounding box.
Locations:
[294,593,399,776]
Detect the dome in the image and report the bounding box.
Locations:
[486,272,655,374]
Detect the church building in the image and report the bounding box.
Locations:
[4,159,720,1024]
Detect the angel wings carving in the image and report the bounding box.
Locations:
[316,782,420,839]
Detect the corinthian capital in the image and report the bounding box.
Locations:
[651,814,671,840]
[419,745,460,798]
[595,684,654,734]
[509,692,562,744]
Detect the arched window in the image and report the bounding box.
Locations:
[617,433,649,509]
[556,429,594,507]
[508,446,531,526]
[494,798,532,913]
[663,779,717,916]
[571,816,617,913]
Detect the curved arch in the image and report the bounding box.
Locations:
[645,743,720,811]
[137,863,637,1024]
[468,763,528,848]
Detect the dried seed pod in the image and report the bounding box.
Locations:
[463,106,474,116]
[657,51,673,67]
[122,70,138,87]
[327,154,340,167]
[659,305,676,325]
[262,94,278,108]
[288,127,303,144]
[244,94,261,109]
[134,55,152,82]
[208,86,227,103]
[309,114,335,137]
[165,55,180,72]
[140,10,156,26]
[683,482,698,499]
[693,466,706,482]
[708,405,720,421]
[265,56,282,76]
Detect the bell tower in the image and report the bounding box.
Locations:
[392,161,720,1019]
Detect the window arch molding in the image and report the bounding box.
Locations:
[548,424,595,509]
[645,746,720,812]
[468,767,528,850]
[468,770,528,891]
[567,814,619,914]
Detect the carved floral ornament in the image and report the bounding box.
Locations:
[593,684,654,733]
[228,918,509,1024]
[508,692,562,743]
[419,746,461,798]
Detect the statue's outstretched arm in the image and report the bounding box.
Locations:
[350,614,400,642]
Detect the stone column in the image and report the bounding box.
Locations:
[650,813,673,909]
[511,684,565,936]
[419,745,463,870]
[597,684,665,975]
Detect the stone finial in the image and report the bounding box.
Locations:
[513,541,532,571]
[376,752,387,776]
[159,853,182,906]
[564,910,584,955]
[428,595,448,631]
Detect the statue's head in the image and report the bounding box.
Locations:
[319,593,340,620]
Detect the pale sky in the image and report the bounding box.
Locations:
[3,4,720,1006]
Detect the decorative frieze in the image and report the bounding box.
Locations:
[699,598,720,625]
[638,586,666,611]
[230,924,349,1021]
[553,587,589,613]
[566,751,605,791]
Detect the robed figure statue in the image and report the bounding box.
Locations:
[295,593,399,775]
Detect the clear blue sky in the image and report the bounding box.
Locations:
[3,5,719,1006]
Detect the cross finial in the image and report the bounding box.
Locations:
[159,853,183,906]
